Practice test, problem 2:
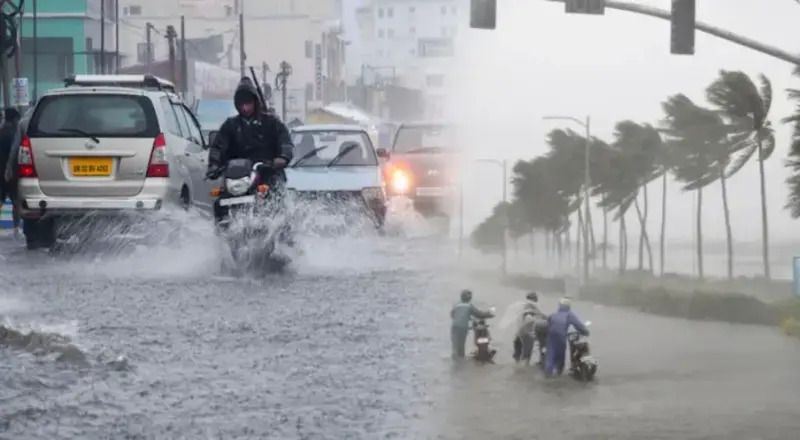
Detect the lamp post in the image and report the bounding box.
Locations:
[475,158,508,276]
[542,115,591,285]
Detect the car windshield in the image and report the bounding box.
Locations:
[28,94,159,138]
[392,124,456,153]
[195,99,237,128]
[290,130,378,167]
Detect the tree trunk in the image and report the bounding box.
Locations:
[529,229,535,257]
[586,204,597,271]
[643,183,654,272]
[556,230,563,270]
[720,167,734,279]
[696,187,704,280]
[545,230,551,258]
[618,206,627,275]
[757,138,771,279]
[602,207,608,271]
[659,172,667,276]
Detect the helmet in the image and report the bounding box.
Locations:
[559,297,571,307]
[525,292,538,302]
[460,289,473,302]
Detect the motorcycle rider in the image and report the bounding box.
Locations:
[450,289,494,359]
[544,297,589,377]
[512,292,548,365]
[205,77,294,182]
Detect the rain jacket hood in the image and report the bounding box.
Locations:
[233,77,260,112]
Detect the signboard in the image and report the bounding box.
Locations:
[565,0,605,14]
[12,77,28,106]
[314,43,322,101]
[794,257,800,297]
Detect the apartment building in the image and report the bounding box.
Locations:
[356,0,464,118]
[117,0,345,112]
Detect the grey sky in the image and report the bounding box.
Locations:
[343,0,800,243]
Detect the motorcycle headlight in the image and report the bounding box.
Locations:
[361,187,385,202]
[225,176,251,196]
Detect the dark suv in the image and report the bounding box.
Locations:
[383,122,458,218]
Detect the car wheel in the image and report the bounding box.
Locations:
[23,218,55,250]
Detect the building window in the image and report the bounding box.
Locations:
[426,74,445,87]
[418,38,454,57]
[378,29,385,38]
[126,5,142,15]
[387,7,393,17]
[305,40,313,58]
[388,29,394,38]
[378,7,384,18]
[409,27,416,36]
[441,5,446,14]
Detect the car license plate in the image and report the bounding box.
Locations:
[416,186,449,197]
[219,195,255,206]
[69,157,112,176]
[476,337,489,344]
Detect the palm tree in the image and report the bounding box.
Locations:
[707,70,775,280]
[784,66,800,218]
[661,94,736,280]
[471,202,509,254]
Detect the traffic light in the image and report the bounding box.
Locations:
[671,0,695,55]
[470,0,496,30]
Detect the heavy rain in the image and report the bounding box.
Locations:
[2,0,800,439]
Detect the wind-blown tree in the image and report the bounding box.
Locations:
[661,94,736,280]
[608,121,665,273]
[471,202,509,254]
[784,65,800,219]
[706,70,775,280]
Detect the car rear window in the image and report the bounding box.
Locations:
[28,94,160,138]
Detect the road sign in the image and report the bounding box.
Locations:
[565,0,605,15]
[12,77,29,106]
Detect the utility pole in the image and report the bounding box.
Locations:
[583,116,591,285]
[115,0,120,72]
[276,61,293,121]
[32,0,38,99]
[238,13,245,77]
[145,22,153,72]
[166,25,177,84]
[0,4,9,109]
[180,16,188,98]
[100,0,106,73]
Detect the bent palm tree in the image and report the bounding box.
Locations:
[783,66,800,220]
[707,70,775,279]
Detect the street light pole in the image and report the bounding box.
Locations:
[542,115,591,285]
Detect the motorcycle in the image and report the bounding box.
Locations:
[211,158,293,270]
[470,307,497,363]
[567,321,597,381]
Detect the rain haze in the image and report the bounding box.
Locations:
[1,0,800,438]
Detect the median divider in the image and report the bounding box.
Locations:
[501,274,800,337]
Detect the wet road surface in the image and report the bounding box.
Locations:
[1,214,799,439]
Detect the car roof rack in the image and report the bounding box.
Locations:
[63,74,177,93]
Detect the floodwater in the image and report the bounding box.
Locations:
[1,206,799,439]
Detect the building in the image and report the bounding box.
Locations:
[116,0,346,118]
[355,0,463,119]
[17,0,118,102]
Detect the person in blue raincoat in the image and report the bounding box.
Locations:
[544,297,589,376]
[450,289,494,359]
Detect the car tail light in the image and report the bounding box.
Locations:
[146,133,169,177]
[386,163,411,194]
[17,135,36,178]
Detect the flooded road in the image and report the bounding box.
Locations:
[1,215,799,439]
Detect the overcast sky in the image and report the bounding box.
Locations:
[344,0,800,244]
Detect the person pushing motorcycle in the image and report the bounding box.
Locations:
[513,292,548,365]
[544,297,589,377]
[206,77,294,182]
[450,289,494,359]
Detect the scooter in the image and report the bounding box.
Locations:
[470,307,497,363]
[567,321,597,381]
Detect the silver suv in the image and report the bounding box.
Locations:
[17,74,207,250]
